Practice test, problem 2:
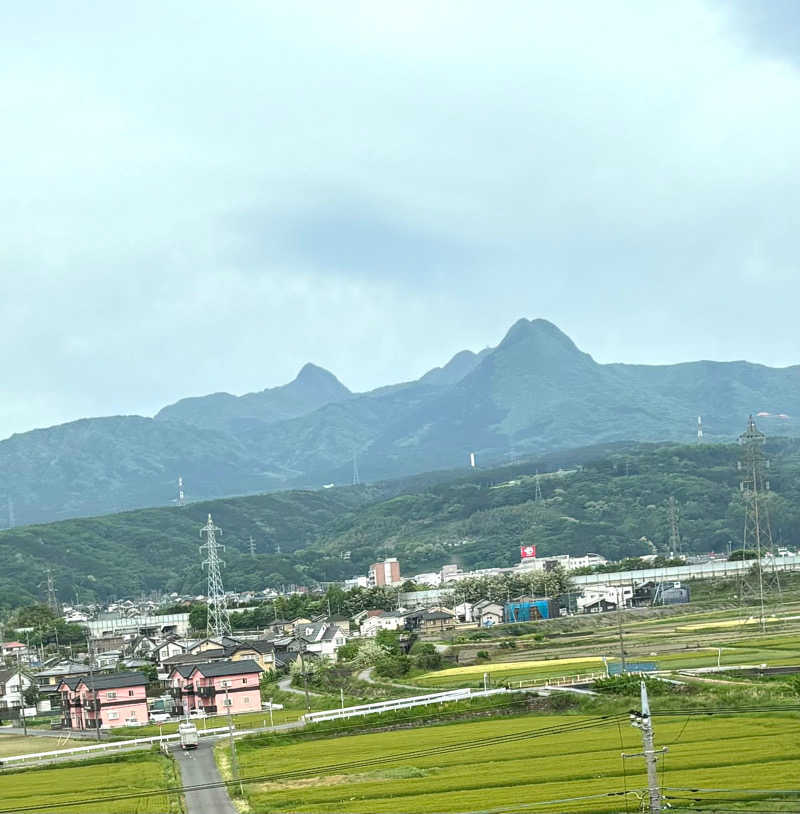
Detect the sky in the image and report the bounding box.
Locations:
[2,1,799,440]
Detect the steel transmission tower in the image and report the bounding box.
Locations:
[534,470,543,504]
[248,536,256,558]
[667,497,681,559]
[177,476,185,507]
[352,451,360,486]
[738,415,778,630]
[200,513,232,638]
[46,567,59,614]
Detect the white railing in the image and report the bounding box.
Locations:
[0,726,233,768]
[303,687,519,724]
[515,671,606,688]
[304,688,471,723]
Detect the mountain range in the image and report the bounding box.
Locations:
[2,318,798,527]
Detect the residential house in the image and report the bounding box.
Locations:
[352,609,384,627]
[0,669,32,711]
[328,615,351,633]
[359,612,405,637]
[404,608,456,633]
[229,641,276,673]
[454,602,474,623]
[169,660,262,716]
[295,622,347,659]
[58,672,149,730]
[577,586,633,613]
[472,600,504,627]
[34,661,87,700]
[95,650,122,670]
[1,642,29,660]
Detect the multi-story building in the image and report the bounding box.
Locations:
[368,558,401,587]
[169,660,262,716]
[57,672,149,730]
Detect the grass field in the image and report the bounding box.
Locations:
[109,707,300,740]
[231,711,800,813]
[0,752,180,813]
[0,733,69,757]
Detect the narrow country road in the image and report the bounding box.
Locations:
[357,667,428,691]
[278,675,323,696]
[172,740,237,814]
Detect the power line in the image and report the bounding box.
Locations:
[0,715,625,812]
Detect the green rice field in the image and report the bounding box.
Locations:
[0,752,180,813]
[232,711,800,813]
[0,733,68,757]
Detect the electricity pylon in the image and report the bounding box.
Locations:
[200,513,232,638]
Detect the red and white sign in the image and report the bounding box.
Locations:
[520,545,537,560]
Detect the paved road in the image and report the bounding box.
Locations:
[173,740,237,814]
[357,667,428,690]
[278,675,322,696]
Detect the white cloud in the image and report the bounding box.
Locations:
[1,0,799,438]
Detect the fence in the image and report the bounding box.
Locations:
[303,688,472,723]
[0,725,234,769]
[514,671,607,688]
[304,687,519,724]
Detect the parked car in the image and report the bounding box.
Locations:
[188,709,207,719]
[149,711,171,723]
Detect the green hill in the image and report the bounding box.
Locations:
[2,318,799,527]
[2,437,799,611]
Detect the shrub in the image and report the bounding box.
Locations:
[476,650,491,661]
[375,653,411,678]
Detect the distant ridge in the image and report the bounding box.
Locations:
[1,317,798,526]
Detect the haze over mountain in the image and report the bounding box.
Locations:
[2,318,798,528]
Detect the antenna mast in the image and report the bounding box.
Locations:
[200,513,232,638]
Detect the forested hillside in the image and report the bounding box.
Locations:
[2,437,799,611]
[3,318,799,527]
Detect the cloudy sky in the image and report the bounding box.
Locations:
[2,1,799,440]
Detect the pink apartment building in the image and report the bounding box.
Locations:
[57,671,149,730]
[169,660,262,716]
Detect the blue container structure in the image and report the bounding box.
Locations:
[504,599,555,622]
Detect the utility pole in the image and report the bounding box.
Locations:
[86,638,101,741]
[224,687,244,796]
[626,680,665,814]
[615,589,626,673]
[16,652,27,736]
[298,643,311,712]
[667,497,681,560]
